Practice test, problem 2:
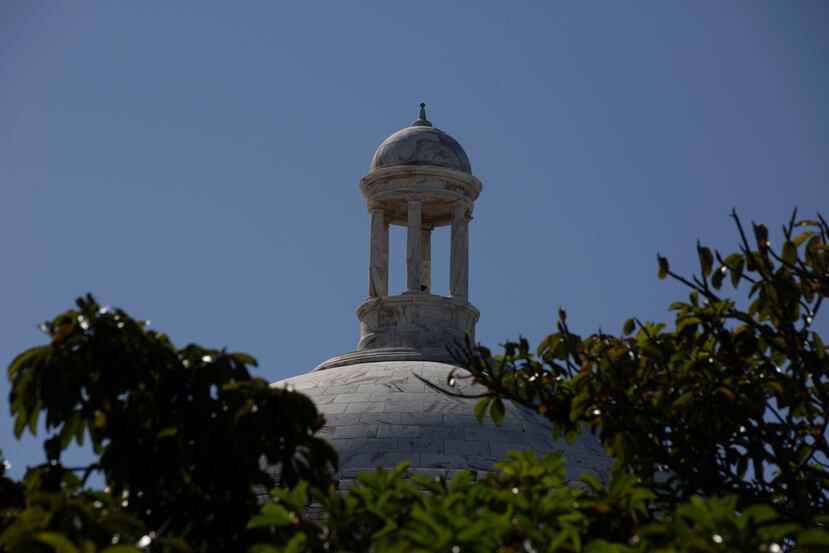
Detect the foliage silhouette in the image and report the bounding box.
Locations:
[245,210,829,551]
[3,296,336,552]
[4,211,829,551]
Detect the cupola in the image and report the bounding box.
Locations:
[369,103,472,174]
[316,104,483,371]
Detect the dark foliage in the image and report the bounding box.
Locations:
[5,211,829,552]
[3,296,337,552]
[460,211,829,531]
[251,451,827,552]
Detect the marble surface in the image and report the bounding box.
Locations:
[370,126,472,174]
[449,205,469,299]
[368,208,387,297]
[405,200,423,292]
[275,361,611,490]
[356,294,479,352]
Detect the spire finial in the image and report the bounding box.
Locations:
[411,102,432,127]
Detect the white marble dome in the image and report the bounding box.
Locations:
[369,110,472,174]
[275,106,611,490]
[277,361,610,488]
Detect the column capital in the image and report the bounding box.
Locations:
[452,205,471,222]
[452,201,473,219]
[367,200,385,212]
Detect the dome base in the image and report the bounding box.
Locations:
[275,361,611,485]
[314,346,463,372]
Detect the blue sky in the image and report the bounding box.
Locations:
[1,2,827,479]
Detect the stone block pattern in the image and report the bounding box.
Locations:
[275,361,611,491]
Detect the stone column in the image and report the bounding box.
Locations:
[368,206,388,297]
[405,199,423,294]
[421,226,432,293]
[383,222,389,291]
[450,204,469,300]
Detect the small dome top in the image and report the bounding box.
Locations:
[369,104,471,174]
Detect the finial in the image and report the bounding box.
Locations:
[411,102,432,127]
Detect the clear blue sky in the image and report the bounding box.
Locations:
[2,2,827,479]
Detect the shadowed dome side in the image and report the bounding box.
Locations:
[369,104,472,174]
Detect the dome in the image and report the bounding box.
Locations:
[271,105,610,492]
[369,104,472,174]
[277,361,610,487]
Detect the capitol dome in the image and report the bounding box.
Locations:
[275,105,610,488]
[369,103,472,174]
[279,361,609,488]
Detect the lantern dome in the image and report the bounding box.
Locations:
[369,104,471,174]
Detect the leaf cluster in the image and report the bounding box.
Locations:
[460,211,829,535]
[3,295,337,552]
[249,451,827,552]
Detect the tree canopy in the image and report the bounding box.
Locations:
[2,211,828,552]
[462,210,829,530]
[2,295,336,552]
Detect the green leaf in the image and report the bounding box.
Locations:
[35,532,81,553]
[814,332,825,359]
[753,223,769,249]
[13,411,27,438]
[283,533,307,553]
[59,410,82,449]
[490,398,505,427]
[676,316,702,332]
[249,545,281,553]
[27,402,40,435]
[671,391,695,409]
[474,397,491,423]
[711,265,725,289]
[741,504,777,524]
[729,257,744,288]
[623,319,635,335]
[579,472,603,492]
[697,243,713,278]
[583,539,622,553]
[781,240,797,265]
[805,234,821,255]
[230,352,258,366]
[798,528,829,546]
[246,502,293,529]
[100,546,143,553]
[7,347,40,379]
[657,255,669,280]
[156,427,178,438]
[792,230,814,247]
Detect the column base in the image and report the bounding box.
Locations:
[354,294,479,353]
